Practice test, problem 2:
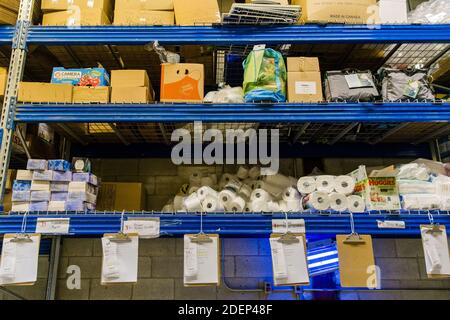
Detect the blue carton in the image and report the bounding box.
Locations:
[48,160,72,171]
[30,201,48,211]
[51,67,110,86]
[12,190,30,202]
[12,180,31,191]
[27,159,47,170]
[51,192,68,201]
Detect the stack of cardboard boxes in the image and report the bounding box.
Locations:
[111,70,154,103]
[114,0,175,25]
[41,0,112,26]
[287,57,323,103]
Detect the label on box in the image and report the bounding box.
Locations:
[377,220,406,229]
[272,219,305,234]
[295,81,317,95]
[36,218,70,234]
[124,218,160,239]
[404,80,420,99]
[344,74,374,89]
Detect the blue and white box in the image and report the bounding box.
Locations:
[50,182,69,192]
[68,192,96,204]
[72,173,98,186]
[52,170,72,182]
[33,170,54,181]
[31,180,50,191]
[30,191,51,201]
[27,159,47,170]
[48,160,72,171]
[65,200,95,211]
[30,201,48,211]
[12,180,31,191]
[51,192,68,201]
[12,190,31,202]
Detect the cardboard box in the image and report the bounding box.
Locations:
[5,169,16,191]
[42,8,111,26]
[0,4,17,25]
[114,9,175,25]
[18,82,73,103]
[97,182,145,211]
[287,72,323,103]
[111,70,150,88]
[160,63,204,102]
[0,67,7,97]
[51,67,110,86]
[115,0,174,11]
[173,0,221,25]
[287,57,320,72]
[292,0,378,24]
[73,86,110,103]
[41,0,113,17]
[111,87,151,103]
[379,0,407,24]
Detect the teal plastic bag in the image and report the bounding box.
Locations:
[242,48,287,103]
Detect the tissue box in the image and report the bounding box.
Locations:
[31,180,51,191]
[33,170,54,181]
[72,157,91,173]
[48,159,72,171]
[29,201,49,211]
[72,173,98,186]
[68,181,97,194]
[31,191,51,201]
[11,202,30,212]
[50,182,69,192]
[12,180,31,191]
[51,192,68,201]
[52,170,72,182]
[12,191,31,202]
[27,159,48,170]
[65,200,95,211]
[16,169,33,180]
[48,201,66,212]
[68,192,97,204]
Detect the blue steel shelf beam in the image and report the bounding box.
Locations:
[15,102,450,123]
[20,24,450,45]
[2,212,449,237]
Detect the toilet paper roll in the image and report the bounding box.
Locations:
[188,186,199,195]
[238,184,253,199]
[297,176,317,195]
[303,192,330,211]
[201,195,223,212]
[264,173,292,188]
[183,193,202,212]
[237,166,249,180]
[347,195,366,213]
[248,166,261,179]
[225,178,242,192]
[218,189,237,206]
[285,199,302,212]
[282,187,301,201]
[334,175,356,195]
[251,199,269,212]
[200,176,214,187]
[197,186,218,201]
[250,188,271,202]
[229,196,246,212]
[329,192,349,212]
[267,201,281,212]
[189,173,202,187]
[173,195,185,211]
[219,173,235,189]
[315,175,336,193]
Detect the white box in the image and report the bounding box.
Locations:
[12,202,30,212]
[16,169,33,180]
[378,0,408,24]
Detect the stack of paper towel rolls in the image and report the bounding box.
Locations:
[297,175,365,212]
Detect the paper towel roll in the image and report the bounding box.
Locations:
[173,195,185,211]
[197,186,218,201]
[248,166,261,179]
[189,173,202,187]
[315,175,336,193]
[201,195,223,212]
[264,173,292,188]
[183,193,202,212]
[229,196,246,212]
[200,176,214,187]
[238,184,253,200]
[303,192,330,211]
[334,175,356,195]
[237,166,249,180]
[250,188,271,202]
[218,189,237,206]
[282,187,301,201]
[329,192,349,212]
[188,186,199,195]
[297,176,316,195]
[285,199,302,212]
[347,195,366,213]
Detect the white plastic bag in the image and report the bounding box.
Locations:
[408,0,450,24]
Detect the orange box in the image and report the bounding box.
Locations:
[160,63,204,103]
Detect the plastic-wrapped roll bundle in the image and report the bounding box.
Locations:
[238,184,253,200]
[264,173,292,188]
[251,199,269,212]
[347,195,366,213]
[183,193,202,212]
[315,175,336,193]
[279,200,288,212]
[218,189,237,207]
[253,180,283,198]
[189,172,202,187]
[284,199,302,212]
[173,195,185,211]
[197,186,218,201]
[303,192,330,211]
[267,201,281,212]
[250,188,272,202]
[188,186,199,195]
[237,166,249,180]
[289,176,298,188]
[229,196,246,212]
[297,176,316,195]
[329,192,348,212]
[201,195,224,212]
[225,178,242,192]
[244,203,252,212]
[219,173,236,189]
[282,187,301,201]
[248,166,261,179]
[334,175,356,195]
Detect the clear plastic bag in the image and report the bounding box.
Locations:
[204,85,244,103]
[408,0,450,24]
[144,41,180,64]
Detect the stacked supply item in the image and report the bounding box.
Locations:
[10,158,99,212]
[297,175,362,212]
[114,0,175,26]
[408,0,450,24]
[41,0,112,26]
[111,70,154,103]
[287,57,323,103]
[324,69,379,102]
[222,2,301,25]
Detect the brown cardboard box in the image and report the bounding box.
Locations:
[114,10,174,26]
[18,82,73,103]
[287,72,323,103]
[3,192,12,213]
[111,87,151,103]
[73,86,110,103]
[111,70,150,88]
[0,5,17,25]
[292,0,377,24]
[287,57,320,72]
[42,8,111,26]
[160,63,204,102]
[115,0,174,11]
[97,182,145,211]
[5,169,16,191]
[0,67,7,97]
[41,0,113,17]
[173,0,220,25]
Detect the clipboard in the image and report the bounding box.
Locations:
[0,233,41,286]
[336,234,377,288]
[420,224,450,279]
[183,234,221,287]
[269,233,310,286]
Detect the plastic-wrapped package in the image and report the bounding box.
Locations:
[397,180,436,194]
[324,70,379,102]
[204,86,244,103]
[396,163,430,181]
[379,68,434,101]
[243,47,287,102]
[145,41,180,64]
[408,0,450,24]
[401,194,441,210]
